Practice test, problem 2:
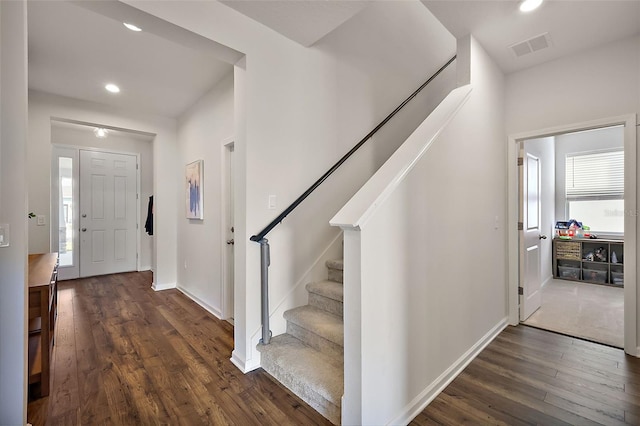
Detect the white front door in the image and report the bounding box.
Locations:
[80,150,138,277]
[520,149,544,321]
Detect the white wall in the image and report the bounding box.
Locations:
[28,90,178,288]
[0,1,28,422]
[506,35,639,135]
[127,0,457,371]
[49,125,155,270]
[176,71,234,317]
[506,34,640,352]
[524,137,555,284]
[334,36,507,424]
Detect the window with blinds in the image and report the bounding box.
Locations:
[565,149,624,234]
[565,150,624,200]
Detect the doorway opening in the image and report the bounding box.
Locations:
[508,114,638,356]
[519,125,624,347]
[51,121,154,280]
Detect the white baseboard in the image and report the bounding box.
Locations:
[152,281,176,291]
[177,285,223,319]
[230,350,260,373]
[389,317,508,425]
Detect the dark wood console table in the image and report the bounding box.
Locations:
[28,252,58,397]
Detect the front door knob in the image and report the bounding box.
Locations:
[226,239,234,245]
[81,228,87,232]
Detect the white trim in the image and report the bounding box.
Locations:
[507,114,637,357]
[230,350,260,373]
[231,330,262,373]
[389,318,508,426]
[152,281,176,291]
[177,284,223,319]
[221,137,235,320]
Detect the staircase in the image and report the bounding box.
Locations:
[257,259,344,425]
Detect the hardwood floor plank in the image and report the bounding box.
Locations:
[48,286,80,419]
[477,355,640,418]
[27,273,640,426]
[28,272,329,425]
[543,392,627,426]
[413,391,514,426]
[445,373,571,426]
[478,345,559,378]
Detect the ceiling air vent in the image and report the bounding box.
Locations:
[509,32,552,58]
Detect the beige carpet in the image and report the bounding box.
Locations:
[523,278,624,348]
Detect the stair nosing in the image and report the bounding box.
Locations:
[306,280,343,302]
[258,334,343,406]
[284,305,343,347]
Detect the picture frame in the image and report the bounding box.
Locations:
[186,160,203,220]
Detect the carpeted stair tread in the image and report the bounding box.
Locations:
[325,259,343,270]
[326,259,344,283]
[258,334,343,424]
[306,280,343,302]
[284,305,343,347]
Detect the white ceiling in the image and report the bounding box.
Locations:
[423,0,640,74]
[220,0,370,47]
[28,1,237,118]
[27,0,640,121]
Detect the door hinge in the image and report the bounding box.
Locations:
[517,157,524,166]
[518,222,524,230]
[137,193,139,200]
[518,286,524,295]
[136,163,139,170]
[137,223,139,230]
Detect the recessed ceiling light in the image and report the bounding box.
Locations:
[105,83,120,93]
[123,23,142,32]
[94,128,109,138]
[520,0,543,12]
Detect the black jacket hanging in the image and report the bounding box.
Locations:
[145,196,153,236]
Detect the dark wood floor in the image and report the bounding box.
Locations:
[29,272,640,425]
[28,272,331,426]
[412,324,640,426]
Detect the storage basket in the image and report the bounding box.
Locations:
[558,265,580,280]
[611,271,624,286]
[556,241,581,261]
[583,268,607,284]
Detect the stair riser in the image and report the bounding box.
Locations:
[309,293,343,317]
[287,322,344,360]
[260,355,341,425]
[327,268,343,283]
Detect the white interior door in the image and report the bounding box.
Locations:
[80,150,138,277]
[224,143,235,321]
[520,149,545,321]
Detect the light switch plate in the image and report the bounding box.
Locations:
[37,215,46,226]
[0,223,10,247]
[268,195,277,210]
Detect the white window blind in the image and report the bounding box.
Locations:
[565,150,624,199]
